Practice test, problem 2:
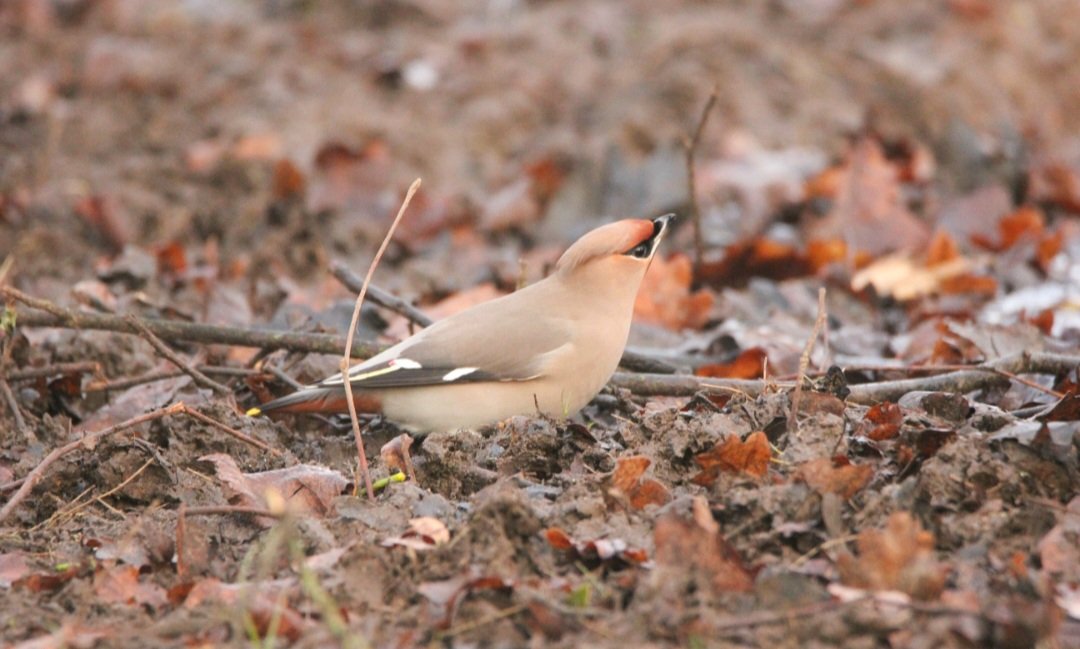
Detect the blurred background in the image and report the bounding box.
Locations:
[1,0,1078,354]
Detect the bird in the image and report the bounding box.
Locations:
[247,214,674,432]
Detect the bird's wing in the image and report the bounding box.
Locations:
[314,288,571,390]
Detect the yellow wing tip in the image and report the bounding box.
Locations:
[245,407,262,417]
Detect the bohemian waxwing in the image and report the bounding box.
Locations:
[247,214,673,432]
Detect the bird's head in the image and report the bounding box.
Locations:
[555,214,674,282]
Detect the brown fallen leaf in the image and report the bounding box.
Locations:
[971,205,1044,251]
[543,528,648,566]
[807,137,930,256]
[698,237,814,288]
[382,517,451,551]
[796,457,874,499]
[857,402,903,441]
[695,347,768,379]
[633,253,715,330]
[200,454,348,521]
[0,552,30,588]
[692,431,770,486]
[610,455,671,510]
[836,512,946,600]
[93,564,167,609]
[652,496,754,593]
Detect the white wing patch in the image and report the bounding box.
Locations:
[393,358,422,369]
[319,357,424,387]
[442,367,478,382]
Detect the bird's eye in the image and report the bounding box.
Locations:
[628,243,651,259]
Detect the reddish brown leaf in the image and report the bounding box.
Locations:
[836,512,946,600]
[633,253,715,330]
[201,454,348,521]
[971,205,1044,251]
[692,431,770,486]
[611,456,671,510]
[93,564,167,609]
[796,457,873,499]
[653,496,754,593]
[699,238,813,288]
[806,137,930,256]
[153,241,187,277]
[859,402,903,441]
[272,158,306,200]
[695,347,768,380]
[806,238,847,271]
[0,552,30,588]
[926,230,960,266]
[1041,388,1080,422]
[611,456,650,493]
[544,528,575,551]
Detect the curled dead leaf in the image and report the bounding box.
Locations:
[633,253,714,330]
[836,512,946,600]
[695,347,768,379]
[796,457,873,500]
[610,456,671,510]
[652,496,754,593]
[692,431,770,486]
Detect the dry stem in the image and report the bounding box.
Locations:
[342,179,421,501]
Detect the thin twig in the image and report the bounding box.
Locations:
[789,287,828,433]
[124,313,231,395]
[263,364,305,391]
[342,179,421,501]
[329,261,434,328]
[2,287,381,358]
[181,505,282,519]
[0,402,184,523]
[4,361,102,382]
[0,378,31,441]
[84,365,260,393]
[682,85,719,277]
[180,404,282,457]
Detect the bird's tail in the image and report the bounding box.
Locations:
[246,386,381,417]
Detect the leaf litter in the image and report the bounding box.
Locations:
[1,1,1080,647]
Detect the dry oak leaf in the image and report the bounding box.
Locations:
[857,402,903,441]
[382,517,451,551]
[633,253,714,330]
[93,564,168,609]
[610,456,671,510]
[695,347,768,380]
[652,496,754,593]
[836,512,946,600]
[807,137,930,256]
[200,454,347,520]
[692,431,770,486]
[796,457,873,499]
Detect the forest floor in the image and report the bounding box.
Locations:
[1,1,1079,647]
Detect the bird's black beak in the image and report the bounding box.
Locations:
[645,213,675,256]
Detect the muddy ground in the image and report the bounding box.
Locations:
[1,1,1080,647]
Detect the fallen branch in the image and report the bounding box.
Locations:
[5,361,102,382]
[3,287,381,358]
[330,261,434,328]
[124,314,231,395]
[610,352,1080,404]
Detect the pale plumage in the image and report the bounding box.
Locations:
[248,215,673,432]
